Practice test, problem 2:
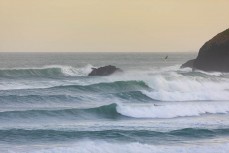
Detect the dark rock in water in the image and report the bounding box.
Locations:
[181,28,229,72]
[88,65,122,76]
[180,59,195,69]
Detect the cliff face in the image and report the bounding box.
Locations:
[194,28,229,72]
[180,59,195,69]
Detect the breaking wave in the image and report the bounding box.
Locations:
[0,65,93,77]
[2,102,229,120]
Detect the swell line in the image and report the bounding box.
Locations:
[1,128,228,143]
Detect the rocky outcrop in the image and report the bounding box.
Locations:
[181,28,229,72]
[88,65,122,76]
[180,59,195,69]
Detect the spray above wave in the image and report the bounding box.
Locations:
[144,71,229,101]
[142,90,229,101]
[0,65,93,77]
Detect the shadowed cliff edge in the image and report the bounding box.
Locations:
[181,28,229,72]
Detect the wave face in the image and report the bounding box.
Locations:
[0,104,122,121]
[1,53,229,153]
[48,80,150,94]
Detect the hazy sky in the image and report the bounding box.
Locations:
[0,0,229,52]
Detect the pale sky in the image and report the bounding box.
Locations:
[0,0,229,52]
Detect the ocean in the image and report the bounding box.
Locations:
[1,52,229,153]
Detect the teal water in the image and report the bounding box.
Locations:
[1,52,229,153]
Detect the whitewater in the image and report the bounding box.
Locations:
[0,52,229,153]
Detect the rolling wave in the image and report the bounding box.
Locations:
[1,76,229,101]
[1,65,229,103]
[0,65,93,77]
[0,91,154,106]
[49,80,150,93]
[2,102,229,120]
[0,80,150,94]
[2,76,229,101]
[0,104,122,120]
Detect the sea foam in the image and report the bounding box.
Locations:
[5,140,229,153]
[116,102,229,118]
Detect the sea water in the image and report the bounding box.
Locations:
[0,52,229,153]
